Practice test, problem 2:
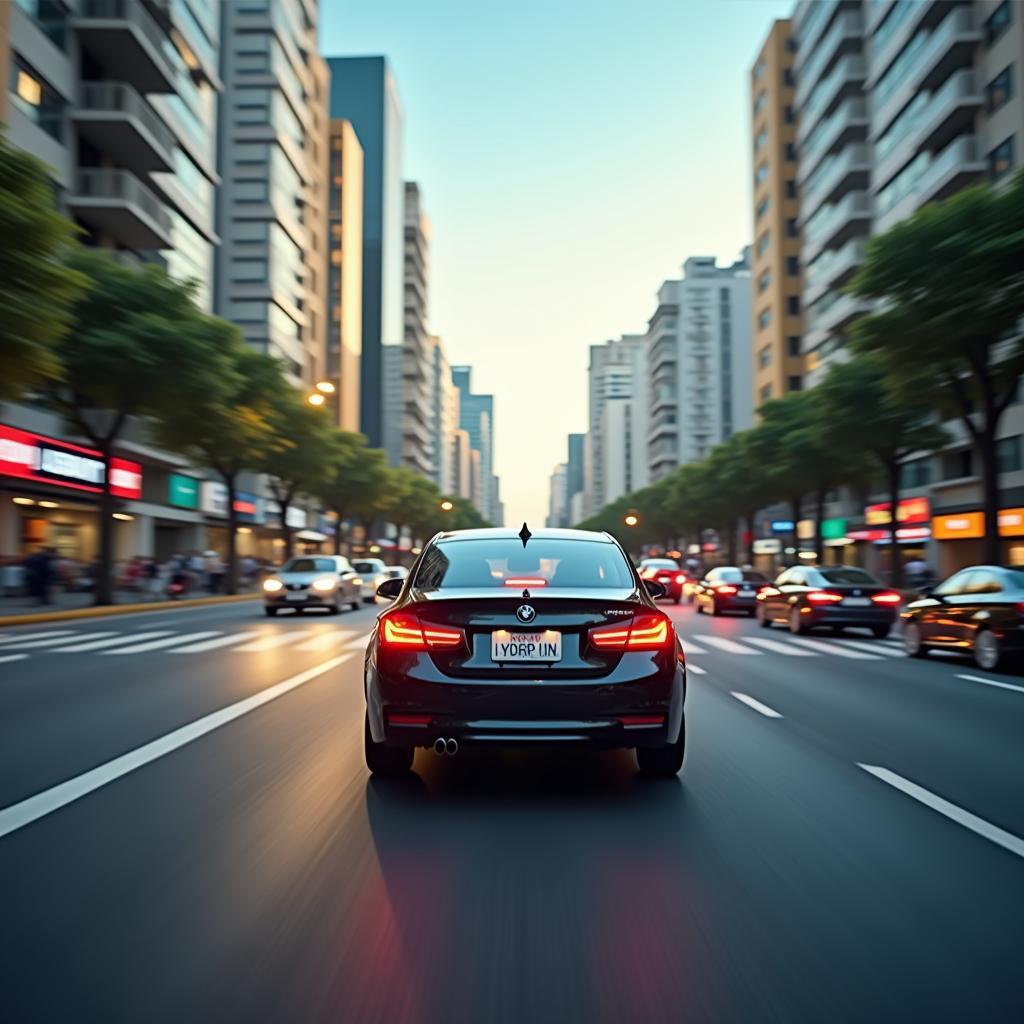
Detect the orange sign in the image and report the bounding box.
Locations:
[931,507,1024,540]
[865,497,931,526]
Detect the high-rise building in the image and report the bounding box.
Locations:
[217,0,329,385]
[452,428,472,501]
[452,365,500,522]
[566,433,585,511]
[327,56,404,447]
[1,0,221,307]
[327,119,363,431]
[427,335,460,494]
[750,18,805,406]
[546,463,569,527]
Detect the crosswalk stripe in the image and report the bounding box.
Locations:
[105,631,221,655]
[686,663,706,675]
[744,637,817,656]
[0,653,28,664]
[0,630,79,647]
[294,629,357,651]
[233,631,312,652]
[171,633,258,654]
[831,639,905,658]
[784,636,881,659]
[694,635,760,655]
[679,639,708,655]
[56,631,167,653]
[1,632,95,649]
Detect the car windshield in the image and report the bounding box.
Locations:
[282,558,335,573]
[818,568,876,584]
[415,537,635,589]
[351,561,380,573]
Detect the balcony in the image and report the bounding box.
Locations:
[872,70,982,194]
[802,191,871,265]
[798,97,869,184]
[72,83,175,174]
[794,11,864,110]
[69,169,173,250]
[804,237,866,307]
[801,143,871,221]
[73,0,176,95]
[797,55,867,147]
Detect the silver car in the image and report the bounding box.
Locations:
[262,555,363,616]
[351,558,388,604]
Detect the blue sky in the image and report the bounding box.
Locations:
[321,0,793,525]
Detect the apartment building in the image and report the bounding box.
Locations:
[427,335,460,495]
[452,366,500,523]
[217,0,329,385]
[546,463,569,528]
[750,17,805,405]
[327,118,364,432]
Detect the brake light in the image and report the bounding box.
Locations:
[503,577,548,588]
[806,590,844,605]
[871,591,902,605]
[387,713,432,726]
[617,715,665,727]
[715,584,739,595]
[380,611,464,650]
[590,613,672,651]
[756,584,770,593]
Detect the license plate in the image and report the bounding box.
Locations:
[739,588,754,596]
[491,630,562,663]
[286,592,306,601]
[843,597,870,607]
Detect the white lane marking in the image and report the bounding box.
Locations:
[694,635,760,655]
[0,653,28,664]
[0,632,92,649]
[0,630,78,645]
[105,631,221,655]
[295,629,357,651]
[784,636,881,660]
[829,638,906,658]
[857,764,1024,861]
[686,663,706,675]
[0,652,355,841]
[956,673,1024,696]
[679,639,708,655]
[879,638,902,647]
[233,631,312,652]
[744,637,817,657]
[730,692,783,718]
[56,632,170,653]
[170,632,258,654]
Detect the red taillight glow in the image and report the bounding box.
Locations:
[503,577,548,588]
[380,612,464,650]
[617,714,665,727]
[871,591,902,605]
[387,713,432,726]
[806,590,844,605]
[590,613,672,651]
[715,584,739,595]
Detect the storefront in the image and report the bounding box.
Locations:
[199,481,280,561]
[931,507,1024,574]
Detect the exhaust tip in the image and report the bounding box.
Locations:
[445,738,458,756]
[433,738,447,755]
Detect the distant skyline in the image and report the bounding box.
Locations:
[321,0,792,527]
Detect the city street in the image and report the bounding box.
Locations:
[1,600,1022,1022]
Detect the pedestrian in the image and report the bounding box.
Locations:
[143,556,161,598]
[204,550,224,593]
[24,547,55,605]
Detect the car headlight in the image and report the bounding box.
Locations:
[311,576,337,592]
[263,578,283,593]
[352,577,363,586]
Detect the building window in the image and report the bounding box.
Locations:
[786,256,799,276]
[754,90,767,116]
[756,230,771,256]
[788,375,802,392]
[787,295,800,315]
[758,269,771,293]
[755,161,769,185]
[783,67,794,86]
[985,1,1012,47]
[8,59,64,141]
[758,307,772,330]
[785,141,796,161]
[787,335,800,356]
[900,457,932,489]
[759,345,772,369]
[987,67,1013,113]
[756,196,771,220]
[785,37,796,53]
[785,179,797,199]
[942,448,974,480]
[989,137,1015,181]
[784,104,794,124]
[786,218,798,238]
[754,59,765,80]
[755,126,768,151]
[15,0,69,48]
[997,436,1022,473]
[759,383,772,404]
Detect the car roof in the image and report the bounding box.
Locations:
[434,527,616,544]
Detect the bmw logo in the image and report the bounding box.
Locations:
[516,604,536,623]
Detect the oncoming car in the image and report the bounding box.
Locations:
[351,558,388,603]
[262,555,362,615]
[363,527,687,779]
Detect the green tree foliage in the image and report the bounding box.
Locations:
[849,171,1024,562]
[0,133,84,400]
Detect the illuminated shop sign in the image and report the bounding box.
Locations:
[864,497,931,526]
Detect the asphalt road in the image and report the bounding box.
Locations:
[1,598,1022,1023]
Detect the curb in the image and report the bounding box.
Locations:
[0,592,260,628]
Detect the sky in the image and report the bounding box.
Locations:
[321,0,793,527]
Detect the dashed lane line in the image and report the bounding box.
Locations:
[679,639,708,655]
[686,663,706,675]
[956,673,1024,696]
[730,692,783,718]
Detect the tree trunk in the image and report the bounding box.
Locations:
[94,444,115,606]
[225,473,239,595]
[814,487,826,564]
[726,520,737,564]
[745,512,756,564]
[790,496,802,562]
[333,509,344,556]
[887,456,903,590]
[979,423,1001,565]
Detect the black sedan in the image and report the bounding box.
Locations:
[693,566,770,616]
[363,527,687,779]
[755,565,901,637]
[901,564,1024,671]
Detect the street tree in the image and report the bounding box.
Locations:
[849,172,1024,563]
[0,133,84,401]
[317,443,392,553]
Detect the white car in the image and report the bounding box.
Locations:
[374,565,409,603]
[262,555,362,616]
[351,558,388,603]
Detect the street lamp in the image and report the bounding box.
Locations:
[440,499,454,512]
[624,512,639,528]
[307,392,326,407]
[315,380,336,395]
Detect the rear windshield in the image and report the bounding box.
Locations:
[415,538,635,589]
[643,560,679,569]
[718,569,769,583]
[352,561,381,573]
[818,568,876,584]
[283,558,335,573]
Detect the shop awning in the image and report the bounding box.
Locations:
[295,529,328,542]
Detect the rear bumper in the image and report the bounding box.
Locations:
[712,593,759,611]
[805,606,897,627]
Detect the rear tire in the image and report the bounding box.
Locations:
[789,607,807,635]
[974,628,1001,671]
[902,620,927,658]
[870,625,890,639]
[328,601,341,615]
[709,598,720,617]
[756,604,773,629]
[351,599,361,611]
[637,721,685,779]
[364,714,414,777]
[264,607,277,617]
[695,600,704,615]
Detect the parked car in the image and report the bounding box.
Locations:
[756,565,900,637]
[351,558,389,604]
[693,567,770,616]
[638,558,687,602]
[262,555,363,616]
[902,565,1024,671]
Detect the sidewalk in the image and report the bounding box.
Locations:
[0,584,259,621]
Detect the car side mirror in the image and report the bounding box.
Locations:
[644,579,667,599]
[376,578,404,600]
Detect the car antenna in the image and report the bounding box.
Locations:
[518,522,532,547]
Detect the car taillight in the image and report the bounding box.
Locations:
[715,584,739,595]
[590,613,672,651]
[1016,601,1024,618]
[380,611,464,650]
[503,577,548,588]
[871,591,902,605]
[756,584,770,593]
[806,590,844,605]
